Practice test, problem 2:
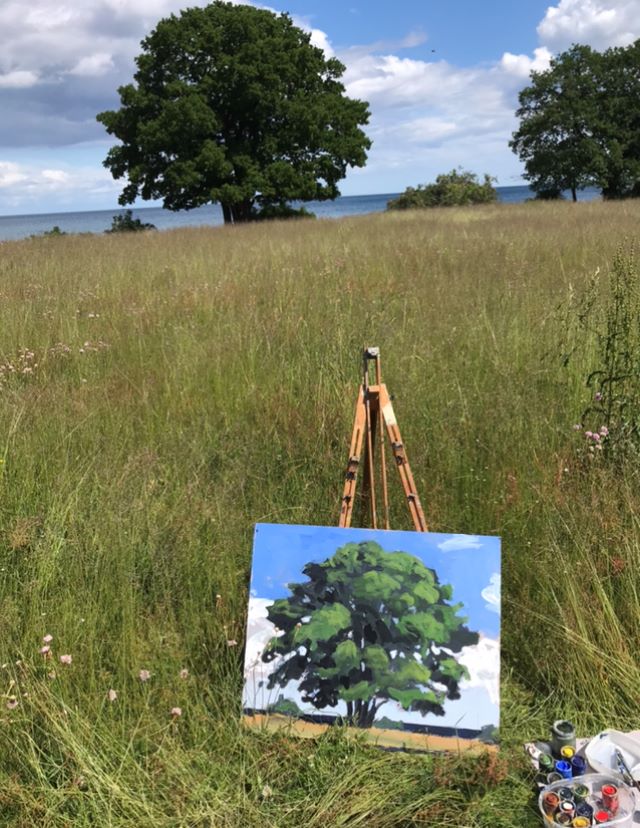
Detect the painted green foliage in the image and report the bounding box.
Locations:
[262,541,479,728]
[97,1,370,224]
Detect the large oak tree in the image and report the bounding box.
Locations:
[97,2,371,223]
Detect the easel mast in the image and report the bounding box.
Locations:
[339,347,428,532]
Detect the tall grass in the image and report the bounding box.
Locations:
[1,199,640,825]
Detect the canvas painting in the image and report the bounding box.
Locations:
[242,523,501,752]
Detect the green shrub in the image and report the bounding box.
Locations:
[106,210,156,233]
[387,169,497,210]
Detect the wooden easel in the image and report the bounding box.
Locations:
[339,347,428,532]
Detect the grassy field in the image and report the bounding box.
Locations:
[1,199,640,826]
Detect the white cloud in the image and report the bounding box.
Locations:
[538,0,640,52]
[481,573,501,615]
[68,53,115,77]
[500,46,552,79]
[0,70,39,89]
[0,162,28,188]
[438,535,483,552]
[0,158,119,211]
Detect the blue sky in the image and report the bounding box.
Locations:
[1,0,640,215]
[250,523,500,639]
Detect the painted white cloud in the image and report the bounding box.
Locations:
[481,573,501,615]
[538,0,640,52]
[458,635,500,705]
[438,535,483,552]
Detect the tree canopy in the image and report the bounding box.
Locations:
[387,170,497,211]
[97,1,371,224]
[262,541,478,729]
[510,40,640,200]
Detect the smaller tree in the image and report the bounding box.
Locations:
[510,45,602,202]
[387,170,497,210]
[106,210,156,233]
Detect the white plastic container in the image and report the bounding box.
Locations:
[538,772,636,827]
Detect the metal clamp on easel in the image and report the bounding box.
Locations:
[339,347,428,532]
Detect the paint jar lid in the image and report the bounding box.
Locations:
[561,746,576,759]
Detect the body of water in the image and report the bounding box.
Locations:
[0,186,601,242]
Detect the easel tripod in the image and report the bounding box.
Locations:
[339,347,428,532]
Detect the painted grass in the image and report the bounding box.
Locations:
[1,199,640,826]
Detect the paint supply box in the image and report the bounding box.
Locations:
[538,773,636,827]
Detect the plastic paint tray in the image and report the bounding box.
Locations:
[538,773,637,827]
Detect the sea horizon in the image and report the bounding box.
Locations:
[0,185,601,242]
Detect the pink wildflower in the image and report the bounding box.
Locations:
[42,634,53,644]
[138,669,151,682]
[107,689,117,702]
[170,706,182,718]
[573,424,582,431]
[595,391,603,401]
[179,668,189,680]
[585,431,593,438]
[59,654,72,665]
[6,697,18,710]
[226,639,238,647]
[40,645,51,657]
[600,426,609,436]
[592,433,601,442]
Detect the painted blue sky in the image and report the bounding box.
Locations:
[2,0,640,214]
[250,522,500,639]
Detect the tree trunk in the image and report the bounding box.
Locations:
[220,200,254,224]
[571,186,577,202]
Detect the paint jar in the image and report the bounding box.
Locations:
[594,810,611,824]
[559,800,576,819]
[571,756,587,777]
[602,783,619,815]
[572,817,591,827]
[538,752,554,773]
[575,802,593,820]
[556,814,572,825]
[551,720,577,757]
[542,791,560,814]
[556,760,573,779]
[572,783,589,802]
[547,772,563,784]
[557,786,574,801]
[561,746,576,761]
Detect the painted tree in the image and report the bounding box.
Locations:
[262,541,478,728]
[97,1,370,224]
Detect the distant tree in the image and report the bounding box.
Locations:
[510,40,640,200]
[387,170,497,211]
[97,1,370,225]
[106,210,156,233]
[262,541,478,729]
